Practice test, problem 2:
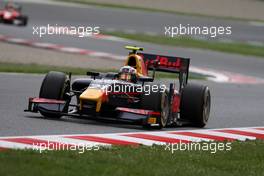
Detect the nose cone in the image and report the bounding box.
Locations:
[80,88,104,101]
[79,88,106,112]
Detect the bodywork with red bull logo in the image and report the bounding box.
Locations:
[25,46,211,129]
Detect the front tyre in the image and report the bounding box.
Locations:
[39,71,69,118]
[21,16,28,26]
[17,16,28,26]
[180,84,211,127]
[141,86,169,129]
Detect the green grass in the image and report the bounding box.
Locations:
[105,31,264,58]
[57,0,264,22]
[0,62,115,75]
[0,140,264,176]
[0,62,205,79]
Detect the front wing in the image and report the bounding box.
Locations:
[24,97,162,127]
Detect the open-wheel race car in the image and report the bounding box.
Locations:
[25,46,211,129]
[0,2,28,26]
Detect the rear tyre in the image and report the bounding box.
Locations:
[141,85,169,129]
[180,84,211,127]
[39,71,69,118]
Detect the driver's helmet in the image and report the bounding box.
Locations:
[5,2,14,9]
[118,66,137,82]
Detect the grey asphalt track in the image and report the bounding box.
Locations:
[0,73,264,137]
[0,1,264,79]
[2,1,264,43]
[0,1,264,136]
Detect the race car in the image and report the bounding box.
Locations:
[0,2,28,26]
[25,46,211,129]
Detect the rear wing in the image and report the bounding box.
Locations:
[138,52,190,88]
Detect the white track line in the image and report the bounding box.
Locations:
[247,41,264,47]
[249,21,264,27]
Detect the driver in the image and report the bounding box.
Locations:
[118,66,138,83]
[5,1,18,10]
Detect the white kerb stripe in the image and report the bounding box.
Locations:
[6,38,29,43]
[190,66,230,83]
[32,42,59,48]
[236,128,264,134]
[36,136,110,147]
[153,132,212,142]
[197,130,256,141]
[0,140,47,150]
[89,52,112,57]
[90,134,166,146]
[59,47,86,53]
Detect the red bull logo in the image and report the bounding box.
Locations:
[141,54,181,69]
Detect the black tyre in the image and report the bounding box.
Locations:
[141,85,169,129]
[39,71,69,118]
[180,84,211,127]
[17,16,28,26]
[22,16,28,26]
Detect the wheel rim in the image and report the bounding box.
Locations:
[160,92,169,127]
[203,88,211,122]
[62,80,70,100]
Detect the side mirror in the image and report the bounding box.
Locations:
[138,76,154,83]
[87,71,100,79]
